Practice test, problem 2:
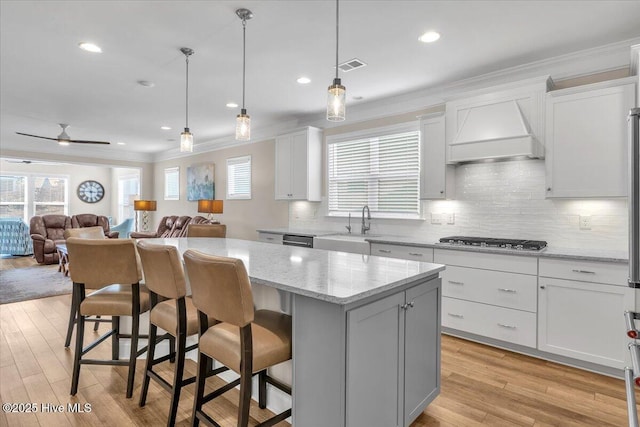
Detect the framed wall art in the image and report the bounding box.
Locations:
[187,163,215,201]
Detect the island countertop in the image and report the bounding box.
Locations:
[151,237,445,305]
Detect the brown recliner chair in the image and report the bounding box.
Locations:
[130,215,179,239]
[71,214,119,238]
[30,214,72,264]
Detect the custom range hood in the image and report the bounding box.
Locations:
[445,76,551,163]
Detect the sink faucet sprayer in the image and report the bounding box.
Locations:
[361,205,371,235]
[345,213,352,234]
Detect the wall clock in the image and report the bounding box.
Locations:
[77,180,105,203]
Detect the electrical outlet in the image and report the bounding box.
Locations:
[446,213,455,224]
[579,215,592,230]
[430,213,443,225]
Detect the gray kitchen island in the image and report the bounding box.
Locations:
[151,237,445,427]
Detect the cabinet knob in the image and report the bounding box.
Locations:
[408,301,414,308]
[540,285,545,289]
[440,190,444,194]
[547,187,551,192]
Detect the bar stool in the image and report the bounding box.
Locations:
[136,240,214,426]
[183,250,292,427]
[65,237,149,398]
[62,226,107,348]
[186,223,226,238]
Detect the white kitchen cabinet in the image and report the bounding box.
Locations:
[538,259,634,368]
[420,112,454,199]
[434,249,538,348]
[346,279,440,427]
[275,127,322,201]
[370,242,433,262]
[545,77,636,198]
[257,232,283,244]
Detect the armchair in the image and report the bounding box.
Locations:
[71,214,119,238]
[130,215,178,239]
[110,218,134,238]
[30,214,72,264]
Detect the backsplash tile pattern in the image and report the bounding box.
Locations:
[289,159,628,251]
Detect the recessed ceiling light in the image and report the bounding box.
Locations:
[161,126,171,130]
[137,80,155,88]
[226,102,239,108]
[297,77,311,84]
[78,42,102,53]
[117,142,126,145]
[418,31,440,43]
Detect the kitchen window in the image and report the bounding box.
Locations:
[327,124,420,219]
[227,155,251,200]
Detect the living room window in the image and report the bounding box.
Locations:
[0,175,26,219]
[117,172,140,224]
[327,124,421,219]
[164,167,180,200]
[0,174,69,221]
[227,155,251,200]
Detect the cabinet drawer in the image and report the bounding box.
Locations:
[539,258,627,286]
[442,297,536,348]
[371,243,433,262]
[258,232,283,244]
[442,266,537,312]
[434,249,537,275]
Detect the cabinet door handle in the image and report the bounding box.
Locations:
[497,323,517,329]
[265,237,274,240]
[448,280,464,286]
[572,269,596,274]
[400,303,408,310]
[540,285,545,289]
[378,249,391,254]
[498,288,517,293]
[408,301,414,308]
[447,313,464,318]
[408,252,423,257]
[547,187,552,191]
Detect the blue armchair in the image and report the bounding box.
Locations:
[110,218,134,238]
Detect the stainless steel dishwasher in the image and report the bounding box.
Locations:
[282,234,314,248]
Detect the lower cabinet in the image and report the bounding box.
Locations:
[538,261,635,369]
[257,232,283,244]
[346,279,441,427]
[370,242,434,262]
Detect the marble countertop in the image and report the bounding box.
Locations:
[151,238,445,305]
[366,236,629,263]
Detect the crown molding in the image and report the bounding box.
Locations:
[631,43,640,76]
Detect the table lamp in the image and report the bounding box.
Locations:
[197,199,223,220]
[133,200,157,231]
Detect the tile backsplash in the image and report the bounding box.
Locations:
[289,159,628,251]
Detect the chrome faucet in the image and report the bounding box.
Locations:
[361,205,371,235]
[345,213,352,234]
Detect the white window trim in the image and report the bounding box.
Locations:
[164,166,180,200]
[326,122,422,220]
[226,155,252,200]
[1,172,70,222]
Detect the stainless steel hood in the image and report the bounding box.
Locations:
[448,99,543,162]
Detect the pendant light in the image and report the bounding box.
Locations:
[235,8,253,141]
[180,47,194,152]
[327,0,345,121]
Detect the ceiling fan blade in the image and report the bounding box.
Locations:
[15,132,58,141]
[67,139,111,145]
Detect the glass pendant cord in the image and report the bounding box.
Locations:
[185,53,190,130]
[241,17,246,112]
[334,0,339,82]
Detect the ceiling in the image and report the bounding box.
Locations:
[1,1,640,162]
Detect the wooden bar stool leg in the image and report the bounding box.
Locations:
[168,330,187,426]
[238,325,253,427]
[64,288,79,348]
[70,284,85,395]
[139,323,157,407]
[192,351,211,427]
[169,335,176,363]
[126,289,141,399]
[258,369,267,409]
[112,316,120,360]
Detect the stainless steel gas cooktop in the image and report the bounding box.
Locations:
[438,236,547,251]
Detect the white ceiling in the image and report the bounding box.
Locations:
[1,0,640,162]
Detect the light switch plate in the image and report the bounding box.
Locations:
[430,213,443,224]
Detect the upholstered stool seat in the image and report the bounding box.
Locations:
[149,296,200,337]
[199,310,291,374]
[81,284,150,316]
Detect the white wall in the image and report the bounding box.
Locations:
[152,138,289,240]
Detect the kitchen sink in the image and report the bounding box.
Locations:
[313,233,374,254]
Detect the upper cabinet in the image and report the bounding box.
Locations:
[545,77,636,198]
[419,112,455,199]
[445,76,551,163]
[275,127,322,201]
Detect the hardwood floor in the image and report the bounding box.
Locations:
[1,256,638,426]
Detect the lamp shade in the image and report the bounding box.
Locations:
[198,199,223,214]
[134,200,157,211]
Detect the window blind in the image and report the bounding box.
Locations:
[164,167,179,200]
[328,131,420,217]
[227,155,251,200]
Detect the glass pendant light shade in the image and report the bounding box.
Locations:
[327,77,346,121]
[180,128,193,152]
[235,109,251,141]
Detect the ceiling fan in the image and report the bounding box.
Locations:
[16,123,110,145]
